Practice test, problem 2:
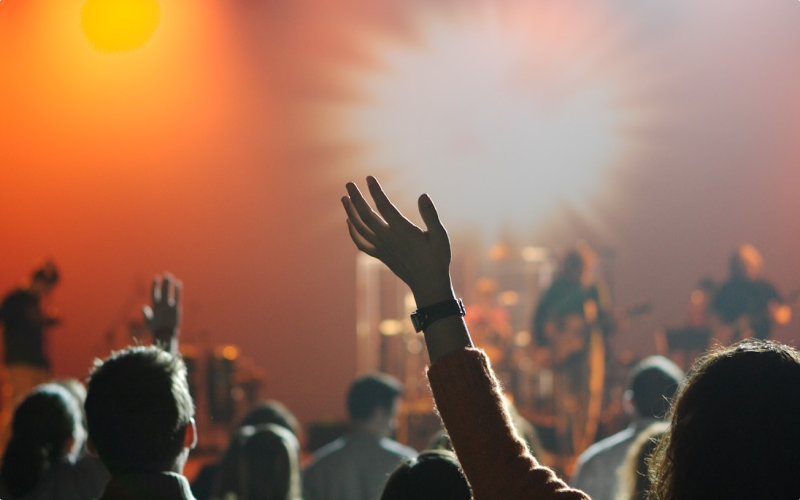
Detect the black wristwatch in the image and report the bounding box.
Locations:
[410,298,466,332]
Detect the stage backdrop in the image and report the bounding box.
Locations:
[3,0,800,427]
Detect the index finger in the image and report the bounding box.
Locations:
[346,182,389,233]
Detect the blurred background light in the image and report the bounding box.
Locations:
[81,0,160,53]
[318,2,645,233]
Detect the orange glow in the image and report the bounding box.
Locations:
[378,319,405,336]
[222,345,240,361]
[489,243,509,261]
[773,304,792,326]
[81,0,160,53]
[0,0,250,383]
[498,290,519,307]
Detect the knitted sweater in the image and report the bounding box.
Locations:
[427,348,590,500]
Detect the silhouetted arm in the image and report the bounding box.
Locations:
[343,177,588,500]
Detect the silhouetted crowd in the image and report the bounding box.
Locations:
[2,177,800,500]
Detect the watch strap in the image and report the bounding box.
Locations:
[411,298,466,332]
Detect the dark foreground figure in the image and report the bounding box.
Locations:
[86,274,198,500]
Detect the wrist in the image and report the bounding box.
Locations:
[153,326,178,341]
[411,276,456,308]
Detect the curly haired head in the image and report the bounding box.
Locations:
[649,340,800,500]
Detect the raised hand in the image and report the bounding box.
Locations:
[342,176,454,308]
[142,273,182,354]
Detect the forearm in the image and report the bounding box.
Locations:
[428,349,589,500]
[420,286,584,498]
[422,315,473,363]
[342,178,587,498]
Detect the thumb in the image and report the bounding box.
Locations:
[418,194,448,243]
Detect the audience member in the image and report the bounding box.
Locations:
[211,424,301,500]
[616,422,667,500]
[84,273,197,500]
[380,450,470,500]
[303,373,417,500]
[0,383,106,500]
[85,344,196,500]
[237,401,302,438]
[205,402,302,500]
[649,340,800,500]
[571,356,683,500]
[55,378,111,488]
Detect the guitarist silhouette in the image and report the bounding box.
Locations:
[532,244,615,472]
[711,244,791,344]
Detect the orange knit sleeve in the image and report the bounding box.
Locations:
[427,348,590,500]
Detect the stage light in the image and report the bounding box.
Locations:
[320,3,646,233]
[522,247,550,263]
[379,319,404,336]
[81,0,160,53]
[514,330,532,347]
[499,290,519,307]
[221,345,239,361]
[489,243,509,261]
[406,338,424,355]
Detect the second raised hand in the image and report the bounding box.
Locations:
[142,273,182,354]
[342,176,455,307]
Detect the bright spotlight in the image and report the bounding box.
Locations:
[318,3,646,233]
[81,0,160,53]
